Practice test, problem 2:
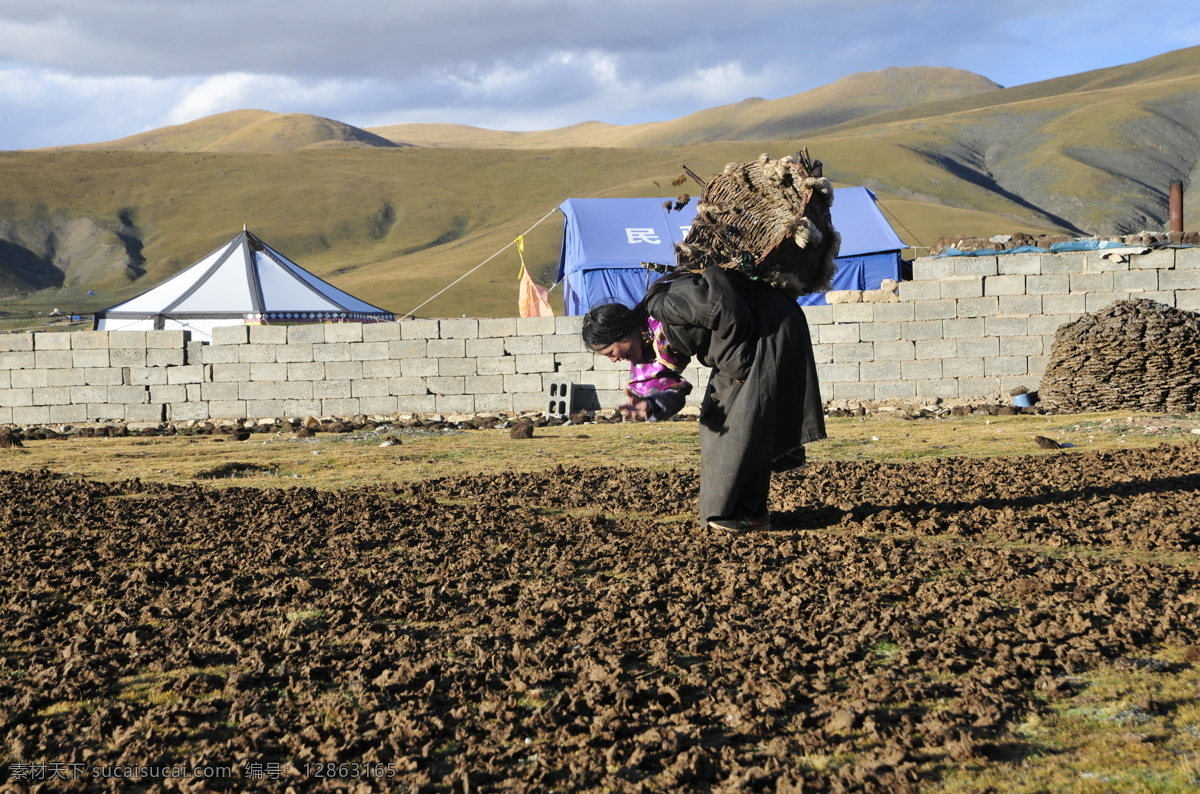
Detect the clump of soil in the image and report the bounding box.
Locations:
[509,418,535,439]
[1039,299,1200,413]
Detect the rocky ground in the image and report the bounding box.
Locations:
[1,443,1199,792]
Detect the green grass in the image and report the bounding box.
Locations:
[4,410,1199,489]
[940,648,1200,793]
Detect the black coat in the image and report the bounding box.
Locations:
[648,267,826,520]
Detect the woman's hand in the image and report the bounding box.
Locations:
[618,397,652,421]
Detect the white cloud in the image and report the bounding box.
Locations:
[0,66,185,148]
[673,62,763,105]
[165,73,348,124]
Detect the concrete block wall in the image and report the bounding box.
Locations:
[0,329,191,426]
[188,317,712,419]
[0,317,708,423]
[2,247,1198,423]
[800,245,1200,402]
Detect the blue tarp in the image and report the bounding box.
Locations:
[935,240,1134,257]
[557,187,906,314]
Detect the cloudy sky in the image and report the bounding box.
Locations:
[1,0,1197,151]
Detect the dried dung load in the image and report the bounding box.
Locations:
[676,149,840,298]
[1039,299,1200,412]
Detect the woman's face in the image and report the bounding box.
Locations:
[594,333,643,363]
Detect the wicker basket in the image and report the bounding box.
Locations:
[674,150,840,299]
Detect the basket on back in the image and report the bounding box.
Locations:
[675,150,839,299]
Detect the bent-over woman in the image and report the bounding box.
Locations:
[582,265,825,533]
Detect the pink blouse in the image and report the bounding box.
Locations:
[625,317,693,419]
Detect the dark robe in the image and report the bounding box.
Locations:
[647,266,826,522]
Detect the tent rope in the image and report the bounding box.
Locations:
[401,208,560,319]
[874,197,927,252]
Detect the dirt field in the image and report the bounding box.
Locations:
[2,438,1200,792]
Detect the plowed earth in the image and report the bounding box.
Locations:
[2,444,1200,792]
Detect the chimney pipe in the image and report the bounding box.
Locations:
[1169,180,1184,233]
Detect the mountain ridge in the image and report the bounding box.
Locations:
[48,66,1000,154]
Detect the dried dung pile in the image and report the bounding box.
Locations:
[1039,299,1200,413]
[4,446,1198,792]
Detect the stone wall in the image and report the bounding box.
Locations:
[2,247,1199,424]
[808,246,1200,402]
[0,317,661,425]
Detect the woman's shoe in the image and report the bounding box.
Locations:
[707,515,772,534]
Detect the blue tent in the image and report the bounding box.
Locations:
[557,187,906,314]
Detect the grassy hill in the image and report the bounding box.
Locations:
[813,45,1200,234]
[1,48,1197,319]
[61,109,404,153]
[0,142,1066,319]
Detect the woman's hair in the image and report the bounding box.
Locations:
[581,302,647,350]
[580,271,685,349]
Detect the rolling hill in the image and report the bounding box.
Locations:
[63,110,405,153]
[1,47,1197,318]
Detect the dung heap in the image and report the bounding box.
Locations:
[1039,299,1200,412]
[674,149,840,298]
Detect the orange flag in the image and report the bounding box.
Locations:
[516,236,553,317]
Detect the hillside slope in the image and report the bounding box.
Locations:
[0,142,1067,318]
[372,49,1200,236]
[815,47,1200,234]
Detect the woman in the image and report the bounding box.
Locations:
[583,265,826,534]
[582,302,694,422]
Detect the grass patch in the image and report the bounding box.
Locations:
[194,461,281,479]
[36,700,95,717]
[114,665,232,707]
[871,641,903,664]
[5,411,1200,491]
[798,751,856,773]
[938,649,1200,793]
[286,609,327,629]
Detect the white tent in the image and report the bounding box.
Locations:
[94,229,394,341]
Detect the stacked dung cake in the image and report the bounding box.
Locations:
[1039,299,1200,413]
